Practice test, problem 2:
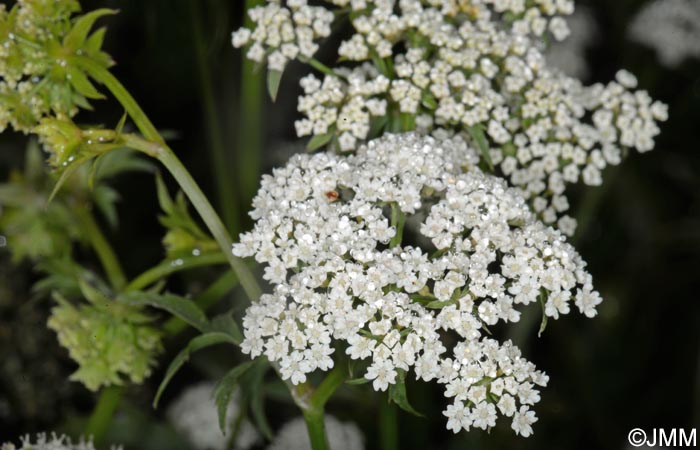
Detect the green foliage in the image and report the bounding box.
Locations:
[47,281,163,391]
[0,1,115,133]
[156,174,218,259]
[0,140,150,262]
[0,142,82,262]
[387,369,424,418]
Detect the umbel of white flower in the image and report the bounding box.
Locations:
[1,433,120,450]
[232,0,668,236]
[267,416,364,450]
[234,133,602,437]
[167,382,259,450]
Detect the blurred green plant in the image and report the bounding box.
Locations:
[48,279,163,391]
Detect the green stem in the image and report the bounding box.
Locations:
[75,206,126,290]
[84,385,123,445]
[157,146,261,301]
[298,362,347,450]
[79,59,262,301]
[303,407,331,450]
[238,0,265,207]
[126,252,227,292]
[190,1,241,234]
[311,363,347,406]
[379,400,399,450]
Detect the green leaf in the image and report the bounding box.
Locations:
[388,369,424,417]
[153,332,237,408]
[346,377,371,385]
[85,27,107,53]
[425,299,455,309]
[214,361,256,433]
[93,185,120,228]
[66,66,104,99]
[306,132,334,152]
[207,313,244,345]
[421,91,437,110]
[47,156,92,205]
[64,9,117,50]
[538,291,548,337]
[266,70,283,102]
[467,124,493,170]
[120,291,209,331]
[155,172,174,214]
[115,111,128,136]
[241,359,274,440]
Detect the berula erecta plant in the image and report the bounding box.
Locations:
[0,1,667,450]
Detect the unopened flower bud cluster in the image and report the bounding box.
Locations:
[232,0,668,235]
[233,133,602,436]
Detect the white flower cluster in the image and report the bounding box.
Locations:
[231,0,334,71]
[234,133,602,436]
[233,0,668,235]
[1,434,120,450]
[545,7,597,79]
[628,0,700,68]
[167,382,259,450]
[267,416,364,450]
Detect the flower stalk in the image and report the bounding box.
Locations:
[77,59,262,302]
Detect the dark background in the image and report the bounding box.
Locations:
[0,0,698,449]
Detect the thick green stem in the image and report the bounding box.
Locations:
[126,252,227,292]
[379,400,399,450]
[311,363,347,406]
[84,385,123,445]
[238,0,265,206]
[75,206,126,290]
[298,362,347,450]
[191,1,241,234]
[80,59,262,301]
[303,407,331,450]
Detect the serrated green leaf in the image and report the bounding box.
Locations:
[64,9,117,50]
[120,291,209,332]
[266,70,283,102]
[214,361,256,433]
[388,369,424,417]
[467,124,493,170]
[242,359,273,440]
[153,332,237,408]
[306,132,333,151]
